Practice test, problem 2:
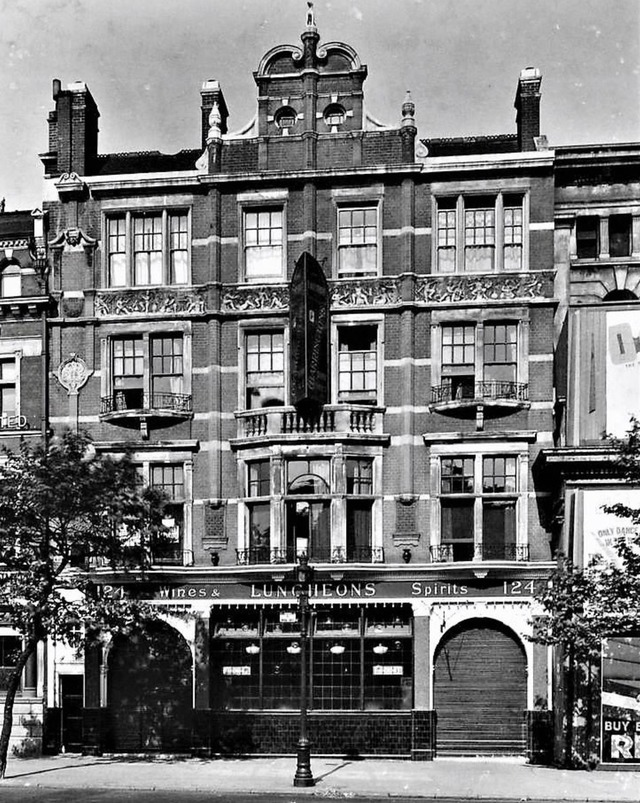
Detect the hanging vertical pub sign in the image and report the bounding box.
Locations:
[289,252,329,420]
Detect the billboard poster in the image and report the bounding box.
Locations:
[606,310,640,436]
[602,637,640,764]
[581,489,640,567]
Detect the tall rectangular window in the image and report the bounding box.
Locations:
[482,456,517,560]
[151,335,184,402]
[244,208,283,280]
[113,337,144,410]
[337,325,378,404]
[503,198,523,271]
[246,460,271,564]
[437,200,457,273]
[440,457,475,561]
[346,458,373,562]
[106,210,189,287]
[150,464,185,565]
[464,198,495,272]
[0,636,21,691]
[245,331,285,409]
[441,324,475,400]
[483,323,518,385]
[609,215,631,258]
[0,359,16,419]
[576,217,599,259]
[338,206,378,277]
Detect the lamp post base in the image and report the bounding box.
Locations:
[293,741,315,787]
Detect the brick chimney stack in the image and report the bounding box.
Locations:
[515,67,542,151]
[47,80,100,176]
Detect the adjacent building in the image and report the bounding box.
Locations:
[0,206,50,755]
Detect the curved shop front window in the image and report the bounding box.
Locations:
[210,605,413,711]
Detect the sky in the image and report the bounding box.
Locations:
[1,0,639,212]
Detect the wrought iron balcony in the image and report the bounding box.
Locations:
[150,547,194,567]
[100,391,193,423]
[430,543,529,563]
[234,404,387,443]
[236,545,385,565]
[431,380,528,407]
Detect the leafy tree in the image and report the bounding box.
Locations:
[0,431,167,778]
[532,419,640,768]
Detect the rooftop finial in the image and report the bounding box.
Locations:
[207,101,222,144]
[306,1,317,30]
[401,91,415,127]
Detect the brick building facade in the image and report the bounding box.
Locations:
[34,15,562,760]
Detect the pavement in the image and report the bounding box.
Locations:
[2,754,640,800]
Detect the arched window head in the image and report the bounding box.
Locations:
[324,103,346,131]
[0,260,21,298]
[274,106,297,132]
[288,473,330,495]
[603,289,638,302]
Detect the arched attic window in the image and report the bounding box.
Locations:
[0,259,21,298]
[603,290,638,302]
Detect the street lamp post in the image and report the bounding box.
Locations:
[293,552,315,787]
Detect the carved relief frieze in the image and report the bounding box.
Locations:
[330,279,402,307]
[222,285,290,312]
[95,288,207,317]
[415,273,548,304]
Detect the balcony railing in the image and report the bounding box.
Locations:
[236,404,384,440]
[236,546,385,565]
[431,381,528,406]
[100,392,193,417]
[430,543,530,562]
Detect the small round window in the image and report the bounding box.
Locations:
[275,106,297,130]
[324,103,346,129]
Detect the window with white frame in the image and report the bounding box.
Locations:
[243,208,284,280]
[435,194,524,273]
[345,458,373,561]
[106,210,189,287]
[0,358,16,419]
[437,455,521,562]
[337,205,379,277]
[245,460,271,564]
[103,333,190,415]
[244,330,285,409]
[0,260,21,297]
[436,321,523,404]
[150,463,185,565]
[337,324,378,404]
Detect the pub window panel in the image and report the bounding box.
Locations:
[441,324,475,400]
[364,638,413,710]
[211,639,261,710]
[576,217,599,259]
[0,359,17,418]
[312,639,360,710]
[244,208,284,280]
[0,636,21,691]
[503,197,523,271]
[609,215,631,258]
[337,325,378,404]
[245,331,285,409]
[337,206,378,277]
[262,640,301,710]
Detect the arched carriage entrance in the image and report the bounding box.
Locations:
[107,621,193,752]
[433,618,527,755]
